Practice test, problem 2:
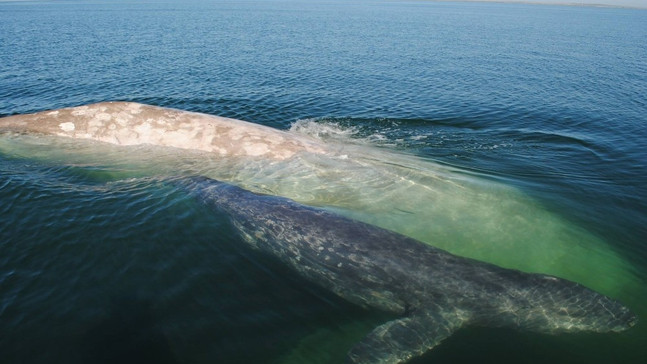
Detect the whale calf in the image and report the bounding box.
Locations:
[180,176,636,364]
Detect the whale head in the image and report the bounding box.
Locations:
[495,274,637,334]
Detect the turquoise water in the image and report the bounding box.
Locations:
[1,1,646,363]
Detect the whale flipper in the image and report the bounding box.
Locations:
[347,310,467,364]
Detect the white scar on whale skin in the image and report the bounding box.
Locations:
[59,122,75,132]
[0,102,326,160]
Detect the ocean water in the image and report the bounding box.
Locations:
[1,1,646,363]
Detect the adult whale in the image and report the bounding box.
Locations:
[180,177,636,364]
[0,102,327,159]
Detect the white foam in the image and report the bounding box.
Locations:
[290,119,360,142]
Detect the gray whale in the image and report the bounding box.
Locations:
[180,177,636,364]
[0,102,327,159]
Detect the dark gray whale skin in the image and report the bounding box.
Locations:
[180,176,636,364]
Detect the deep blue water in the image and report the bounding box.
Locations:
[1,1,646,363]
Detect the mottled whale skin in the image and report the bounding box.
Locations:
[0,102,326,159]
[181,177,636,364]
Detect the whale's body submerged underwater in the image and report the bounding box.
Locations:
[0,102,637,363]
[181,176,635,363]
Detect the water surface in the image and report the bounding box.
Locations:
[1,1,646,363]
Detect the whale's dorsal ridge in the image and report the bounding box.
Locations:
[346,308,469,364]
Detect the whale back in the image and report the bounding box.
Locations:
[0,102,326,160]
